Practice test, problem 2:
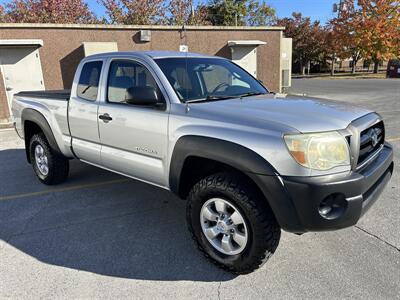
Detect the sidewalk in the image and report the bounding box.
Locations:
[0,119,13,129]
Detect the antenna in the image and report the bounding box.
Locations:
[182,23,188,47]
[180,22,189,106]
[191,3,195,22]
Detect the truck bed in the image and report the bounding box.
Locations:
[12,89,72,156]
[15,90,71,101]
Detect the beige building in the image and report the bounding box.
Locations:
[0,23,291,126]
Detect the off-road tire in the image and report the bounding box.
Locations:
[29,133,69,185]
[186,172,281,274]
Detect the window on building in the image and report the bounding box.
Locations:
[77,61,103,101]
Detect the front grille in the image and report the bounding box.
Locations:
[357,121,385,166]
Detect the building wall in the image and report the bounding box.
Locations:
[0,24,284,121]
[0,73,8,123]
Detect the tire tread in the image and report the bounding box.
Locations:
[30,133,69,185]
[186,172,280,274]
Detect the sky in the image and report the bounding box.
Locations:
[266,0,338,23]
[87,0,339,24]
[0,0,340,25]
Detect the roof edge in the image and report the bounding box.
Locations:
[0,22,285,31]
[0,39,43,47]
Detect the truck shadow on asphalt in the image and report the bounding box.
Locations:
[0,149,236,282]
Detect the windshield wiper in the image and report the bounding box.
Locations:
[185,94,239,103]
[238,92,267,98]
[206,94,240,100]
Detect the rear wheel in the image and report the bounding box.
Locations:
[29,133,69,185]
[186,172,281,274]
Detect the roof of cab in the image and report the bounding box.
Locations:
[85,50,220,60]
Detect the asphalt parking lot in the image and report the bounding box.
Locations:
[289,78,400,139]
[1,78,399,299]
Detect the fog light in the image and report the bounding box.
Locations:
[318,193,347,220]
[319,205,332,216]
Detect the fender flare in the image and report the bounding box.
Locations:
[169,135,277,194]
[169,136,302,232]
[22,108,63,162]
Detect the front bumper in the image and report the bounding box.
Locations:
[253,143,393,233]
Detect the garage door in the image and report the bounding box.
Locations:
[0,46,45,116]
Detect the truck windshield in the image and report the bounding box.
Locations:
[154,57,268,103]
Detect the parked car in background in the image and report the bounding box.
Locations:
[387,59,400,78]
[12,51,394,274]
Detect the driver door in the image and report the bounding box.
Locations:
[98,59,169,187]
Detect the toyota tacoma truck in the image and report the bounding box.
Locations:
[12,51,393,274]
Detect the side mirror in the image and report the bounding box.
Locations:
[125,86,162,106]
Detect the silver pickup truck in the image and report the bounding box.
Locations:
[12,51,393,274]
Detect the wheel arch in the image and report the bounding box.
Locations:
[169,136,277,197]
[22,108,63,163]
[169,135,303,232]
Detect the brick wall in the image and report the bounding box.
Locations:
[0,24,284,121]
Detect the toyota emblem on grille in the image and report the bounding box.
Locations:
[370,129,379,147]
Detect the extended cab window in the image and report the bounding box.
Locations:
[107,60,160,104]
[77,61,103,101]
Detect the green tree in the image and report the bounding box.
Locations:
[207,0,275,26]
[207,0,246,26]
[246,0,276,26]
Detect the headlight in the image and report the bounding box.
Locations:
[284,132,350,170]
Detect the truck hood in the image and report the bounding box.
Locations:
[188,94,372,133]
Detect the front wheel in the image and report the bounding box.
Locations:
[186,172,281,274]
[29,133,69,185]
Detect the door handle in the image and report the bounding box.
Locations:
[6,87,13,91]
[99,113,112,123]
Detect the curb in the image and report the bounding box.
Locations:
[292,74,386,80]
[288,92,307,97]
[0,122,13,129]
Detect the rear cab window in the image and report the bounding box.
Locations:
[77,61,103,101]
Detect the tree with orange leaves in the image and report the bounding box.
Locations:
[100,0,167,25]
[277,13,325,75]
[0,5,5,22]
[167,0,210,25]
[357,0,400,73]
[331,0,399,74]
[2,0,96,23]
[330,0,363,74]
